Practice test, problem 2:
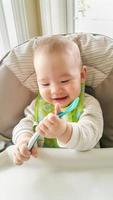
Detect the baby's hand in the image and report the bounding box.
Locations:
[13,133,38,165]
[37,103,67,139]
[38,113,66,138]
[37,103,72,144]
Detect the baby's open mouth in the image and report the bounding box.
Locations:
[52,96,68,102]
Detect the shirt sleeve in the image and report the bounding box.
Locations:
[57,94,104,151]
[12,98,36,144]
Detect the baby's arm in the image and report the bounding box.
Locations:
[57,94,103,151]
[12,99,38,165]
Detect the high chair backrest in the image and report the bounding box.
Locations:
[0,33,113,148]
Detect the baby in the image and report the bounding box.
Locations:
[12,36,103,165]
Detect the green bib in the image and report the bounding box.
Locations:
[33,83,85,148]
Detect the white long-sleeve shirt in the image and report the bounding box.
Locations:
[12,93,103,151]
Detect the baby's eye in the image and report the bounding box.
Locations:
[61,80,70,83]
[41,83,50,86]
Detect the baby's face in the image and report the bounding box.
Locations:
[34,51,86,108]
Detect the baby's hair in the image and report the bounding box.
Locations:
[34,35,82,68]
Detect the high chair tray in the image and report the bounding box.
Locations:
[0,146,113,200]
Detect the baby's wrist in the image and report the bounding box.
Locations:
[16,132,32,144]
[57,123,72,144]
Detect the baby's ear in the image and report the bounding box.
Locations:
[81,65,87,82]
[55,103,61,115]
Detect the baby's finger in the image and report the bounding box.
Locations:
[14,147,30,161]
[48,114,59,123]
[14,158,23,165]
[19,143,31,157]
[31,142,38,157]
[38,122,48,133]
[55,103,61,115]
[13,151,24,165]
[31,147,38,157]
[43,117,53,127]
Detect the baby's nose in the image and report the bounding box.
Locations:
[51,84,62,94]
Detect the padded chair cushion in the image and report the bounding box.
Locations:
[0,33,113,147]
[0,65,35,138]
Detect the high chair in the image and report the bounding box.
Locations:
[0,33,113,200]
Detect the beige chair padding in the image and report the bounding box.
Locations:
[0,33,113,147]
[0,65,35,138]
